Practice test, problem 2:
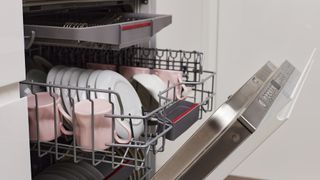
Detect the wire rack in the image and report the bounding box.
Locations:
[158,70,215,120]
[23,81,172,168]
[24,7,172,49]
[28,45,203,82]
[24,46,214,179]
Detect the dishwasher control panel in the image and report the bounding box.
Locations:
[259,61,295,109]
[240,61,295,131]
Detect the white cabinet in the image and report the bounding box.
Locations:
[0,0,25,87]
[0,1,30,179]
[0,98,31,180]
[0,83,20,107]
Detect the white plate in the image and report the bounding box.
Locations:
[87,70,102,99]
[33,55,53,72]
[61,67,79,114]
[77,69,94,101]
[46,65,65,85]
[46,66,65,86]
[96,70,143,139]
[133,74,167,102]
[54,67,69,95]
[46,65,65,92]
[27,69,47,83]
[69,68,85,103]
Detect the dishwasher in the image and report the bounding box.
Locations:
[21,0,313,179]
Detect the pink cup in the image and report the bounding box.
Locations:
[59,99,131,151]
[119,66,151,80]
[27,92,64,141]
[87,63,117,71]
[151,69,188,100]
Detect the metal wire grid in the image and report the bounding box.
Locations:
[120,47,203,82]
[22,70,214,165]
[28,45,203,82]
[158,71,215,121]
[24,7,141,27]
[23,81,172,170]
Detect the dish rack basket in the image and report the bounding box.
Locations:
[23,46,215,175]
[24,5,172,49]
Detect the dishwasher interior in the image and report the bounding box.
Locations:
[22,0,215,179]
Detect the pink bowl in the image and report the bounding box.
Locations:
[87,63,117,71]
[119,66,151,80]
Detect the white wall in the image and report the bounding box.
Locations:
[154,0,218,170]
[214,0,320,179]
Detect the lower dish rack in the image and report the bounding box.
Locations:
[22,47,215,179]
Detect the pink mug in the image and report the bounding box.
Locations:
[27,92,65,141]
[58,99,132,151]
[87,63,117,71]
[151,69,189,100]
[119,66,151,80]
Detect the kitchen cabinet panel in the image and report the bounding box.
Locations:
[0,83,20,106]
[0,0,25,87]
[0,98,31,180]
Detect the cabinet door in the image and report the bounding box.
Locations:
[0,98,31,180]
[0,0,25,87]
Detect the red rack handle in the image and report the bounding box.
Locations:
[121,21,152,31]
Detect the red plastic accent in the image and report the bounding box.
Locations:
[121,22,152,31]
[172,103,199,124]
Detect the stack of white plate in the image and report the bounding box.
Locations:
[46,66,144,139]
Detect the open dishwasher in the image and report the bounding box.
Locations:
[22,0,214,179]
[21,0,314,179]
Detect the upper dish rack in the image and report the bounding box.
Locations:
[28,46,203,83]
[24,9,172,49]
